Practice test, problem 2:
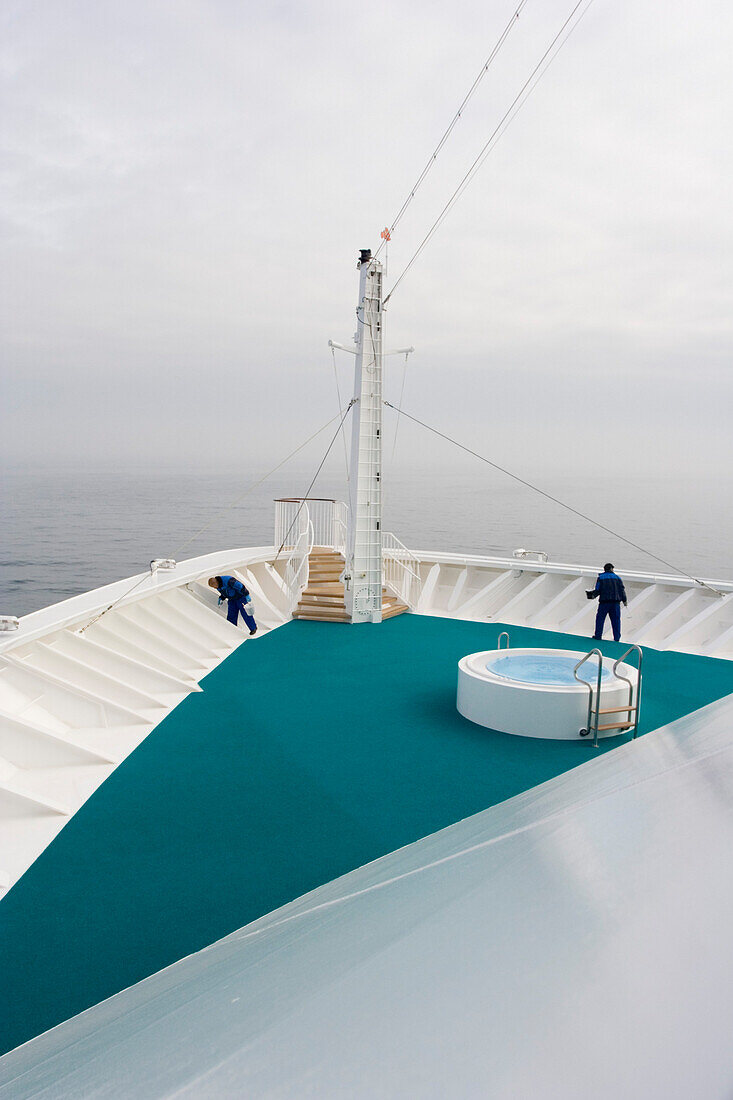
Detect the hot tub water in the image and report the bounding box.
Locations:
[486,653,613,687]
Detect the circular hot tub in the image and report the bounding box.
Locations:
[457,647,638,740]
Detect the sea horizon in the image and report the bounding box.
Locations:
[3,462,731,617]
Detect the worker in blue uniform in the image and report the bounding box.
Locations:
[208,575,257,634]
[586,563,627,641]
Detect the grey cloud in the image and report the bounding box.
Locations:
[1,0,732,476]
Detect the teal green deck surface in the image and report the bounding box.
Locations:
[2,614,733,1056]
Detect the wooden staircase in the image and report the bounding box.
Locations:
[292,548,409,622]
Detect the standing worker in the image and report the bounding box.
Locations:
[586,563,627,642]
[209,575,257,635]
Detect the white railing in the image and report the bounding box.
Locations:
[274,498,348,553]
[333,500,348,556]
[280,503,314,611]
[382,531,421,609]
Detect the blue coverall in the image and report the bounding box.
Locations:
[217,575,257,632]
[589,571,627,642]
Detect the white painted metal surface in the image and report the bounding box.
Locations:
[457,647,638,739]
[0,547,294,900]
[409,549,733,658]
[4,694,733,1097]
[272,497,733,658]
[345,252,384,623]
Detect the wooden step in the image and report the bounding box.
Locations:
[298,596,347,609]
[293,609,350,622]
[292,568,410,620]
[294,610,409,623]
[382,602,409,620]
[295,604,348,616]
[301,584,394,597]
[295,603,409,621]
[293,615,350,623]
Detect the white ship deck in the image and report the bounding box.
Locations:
[2,535,733,902]
[1,566,733,1062]
[3,688,733,1097]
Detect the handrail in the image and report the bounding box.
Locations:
[382,531,421,608]
[333,500,348,557]
[280,506,313,612]
[382,532,421,579]
[613,644,643,739]
[574,648,603,746]
[498,632,510,650]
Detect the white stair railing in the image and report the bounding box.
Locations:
[333,500,348,556]
[281,505,313,612]
[382,532,421,609]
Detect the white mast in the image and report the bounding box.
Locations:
[344,249,384,624]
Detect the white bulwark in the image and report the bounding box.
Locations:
[345,250,384,623]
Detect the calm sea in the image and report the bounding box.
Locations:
[2,463,732,617]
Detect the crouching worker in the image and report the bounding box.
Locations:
[209,575,257,635]
[586,563,627,642]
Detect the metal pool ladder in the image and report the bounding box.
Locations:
[574,645,643,748]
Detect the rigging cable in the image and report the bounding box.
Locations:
[383,400,724,596]
[78,407,352,634]
[274,400,355,561]
[390,352,410,465]
[384,0,595,305]
[373,0,530,260]
[331,344,351,483]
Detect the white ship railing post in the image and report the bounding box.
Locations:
[344,249,384,623]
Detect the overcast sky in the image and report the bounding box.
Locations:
[2,0,732,483]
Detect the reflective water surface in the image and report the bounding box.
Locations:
[2,462,732,616]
